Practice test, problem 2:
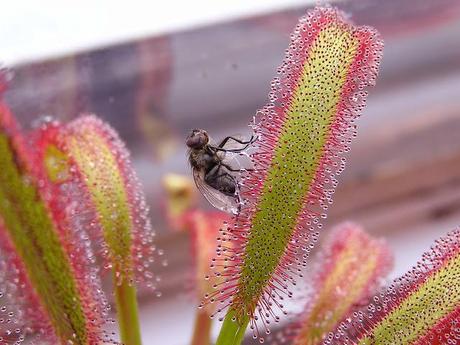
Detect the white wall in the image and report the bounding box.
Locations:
[0,0,316,65]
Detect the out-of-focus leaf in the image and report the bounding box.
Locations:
[0,104,109,344]
[326,228,460,345]
[291,223,393,345]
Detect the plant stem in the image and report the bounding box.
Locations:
[114,274,142,345]
[191,308,212,345]
[215,309,250,345]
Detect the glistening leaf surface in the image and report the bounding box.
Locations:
[327,228,460,345]
[66,120,134,278]
[240,24,358,311]
[293,223,392,345]
[207,8,383,338]
[41,116,159,287]
[0,105,88,343]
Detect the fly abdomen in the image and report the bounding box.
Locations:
[205,171,236,197]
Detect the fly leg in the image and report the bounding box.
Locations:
[212,135,256,153]
[218,135,255,148]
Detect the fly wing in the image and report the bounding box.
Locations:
[192,168,239,215]
[214,134,255,170]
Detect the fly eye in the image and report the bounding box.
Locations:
[186,129,207,148]
[186,134,201,148]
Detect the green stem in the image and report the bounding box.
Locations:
[191,308,212,345]
[215,309,250,345]
[114,273,142,345]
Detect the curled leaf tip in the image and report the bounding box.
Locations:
[291,223,392,345]
[209,6,383,340]
[327,227,460,345]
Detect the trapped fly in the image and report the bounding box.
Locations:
[186,129,255,214]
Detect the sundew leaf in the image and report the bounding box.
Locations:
[412,306,460,345]
[290,223,392,345]
[326,228,460,345]
[34,115,161,344]
[0,104,111,344]
[36,115,160,288]
[209,6,383,342]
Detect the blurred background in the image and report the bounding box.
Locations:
[2,0,460,343]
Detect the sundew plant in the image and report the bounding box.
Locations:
[0,104,160,343]
[209,6,383,343]
[0,4,459,345]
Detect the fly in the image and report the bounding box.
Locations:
[185,129,255,214]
